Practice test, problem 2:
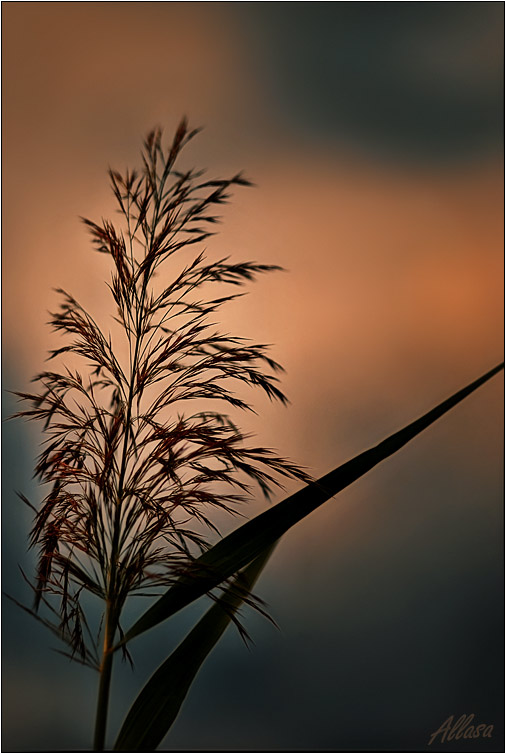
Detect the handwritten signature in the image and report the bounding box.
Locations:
[428,714,494,745]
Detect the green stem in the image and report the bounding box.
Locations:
[93,186,156,749]
[93,165,166,749]
[93,347,139,750]
[92,339,138,751]
[93,602,118,751]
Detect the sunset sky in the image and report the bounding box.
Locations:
[3,3,504,751]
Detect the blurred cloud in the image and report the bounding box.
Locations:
[239,2,504,161]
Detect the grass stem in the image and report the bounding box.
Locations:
[93,603,117,751]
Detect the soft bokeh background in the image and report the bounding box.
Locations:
[2,2,504,751]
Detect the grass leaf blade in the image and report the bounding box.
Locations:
[121,362,503,645]
[114,545,276,751]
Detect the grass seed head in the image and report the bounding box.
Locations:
[14,119,311,663]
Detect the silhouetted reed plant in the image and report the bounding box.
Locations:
[13,120,503,752]
[13,119,312,746]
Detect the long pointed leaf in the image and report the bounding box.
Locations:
[121,362,503,646]
[114,545,276,751]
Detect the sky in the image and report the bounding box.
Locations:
[2,3,504,752]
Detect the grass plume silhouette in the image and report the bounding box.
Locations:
[12,119,310,749]
[11,119,503,752]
